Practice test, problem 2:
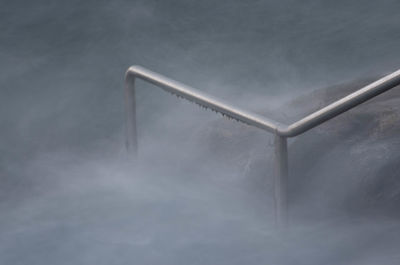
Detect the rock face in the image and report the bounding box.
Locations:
[192,77,400,219]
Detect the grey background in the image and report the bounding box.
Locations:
[1,0,400,264]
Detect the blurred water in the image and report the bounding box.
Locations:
[1,0,400,264]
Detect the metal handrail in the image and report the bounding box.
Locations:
[125,66,283,133]
[125,65,400,225]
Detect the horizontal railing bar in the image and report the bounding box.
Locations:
[126,66,400,138]
[126,66,283,133]
[279,69,400,137]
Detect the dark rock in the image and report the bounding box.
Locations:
[192,76,400,219]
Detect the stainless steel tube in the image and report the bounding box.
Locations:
[125,66,283,134]
[124,65,400,227]
[278,69,400,137]
[124,70,138,155]
[274,135,288,226]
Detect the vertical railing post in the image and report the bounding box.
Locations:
[274,134,288,226]
[125,73,138,156]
